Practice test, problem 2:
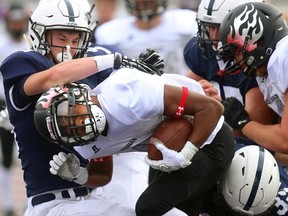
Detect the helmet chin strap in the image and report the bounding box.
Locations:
[56,45,73,62]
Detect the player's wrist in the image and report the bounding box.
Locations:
[73,167,88,185]
[93,54,115,71]
[180,141,199,166]
[234,112,251,130]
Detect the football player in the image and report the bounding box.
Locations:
[219,2,288,215]
[34,70,235,216]
[95,0,198,76]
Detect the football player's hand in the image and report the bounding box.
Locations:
[198,80,221,101]
[138,48,164,76]
[221,97,251,130]
[49,152,88,185]
[0,108,13,131]
[113,52,163,75]
[145,141,198,172]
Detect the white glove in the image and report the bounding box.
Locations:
[49,152,88,185]
[145,141,199,173]
[0,108,13,131]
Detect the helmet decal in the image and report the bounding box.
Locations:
[228,4,263,51]
[242,146,265,211]
[36,86,68,109]
[63,0,75,21]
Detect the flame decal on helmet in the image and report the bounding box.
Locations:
[36,86,68,109]
[227,4,263,52]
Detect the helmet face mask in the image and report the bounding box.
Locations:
[27,0,92,60]
[196,18,220,59]
[125,0,167,22]
[34,84,106,147]
[217,2,288,77]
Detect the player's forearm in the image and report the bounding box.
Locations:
[49,57,98,83]
[84,158,113,188]
[24,56,114,96]
[242,121,288,153]
[188,100,223,147]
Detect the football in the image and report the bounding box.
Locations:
[148,117,193,160]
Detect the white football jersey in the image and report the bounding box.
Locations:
[256,35,288,117]
[95,9,198,75]
[74,68,224,159]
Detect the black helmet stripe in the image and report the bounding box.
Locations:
[207,0,216,16]
[64,0,75,22]
[244,146,265,211]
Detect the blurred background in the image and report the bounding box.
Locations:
[0,0,287,216]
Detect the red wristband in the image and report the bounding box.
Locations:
[174,86,189,118]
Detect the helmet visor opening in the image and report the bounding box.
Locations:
[55,101,97,146]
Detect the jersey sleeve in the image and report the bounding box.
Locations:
[0,51,54,108]
[274,52,288,94]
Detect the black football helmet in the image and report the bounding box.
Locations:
[125,0,168,22]
[34,83,106,147]
[196,0,264,60]
[217,2,288,77]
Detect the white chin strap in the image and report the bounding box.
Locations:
[56,45,73,62]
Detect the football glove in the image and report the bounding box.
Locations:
[138,48,164,75]
[145,141,198,173]
[221,97,251,130]
[49,152,88,185]
[114,49,164,76]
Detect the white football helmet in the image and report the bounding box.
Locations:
[196,0,265,58]
[217,145,280,215]
[27,0,92,59]
[34,83,106,147]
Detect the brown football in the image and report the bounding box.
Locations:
[148,117,193,160]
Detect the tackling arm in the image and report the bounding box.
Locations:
[241,92,288,153]
[49,152,113,187]
[24,50,164,97]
